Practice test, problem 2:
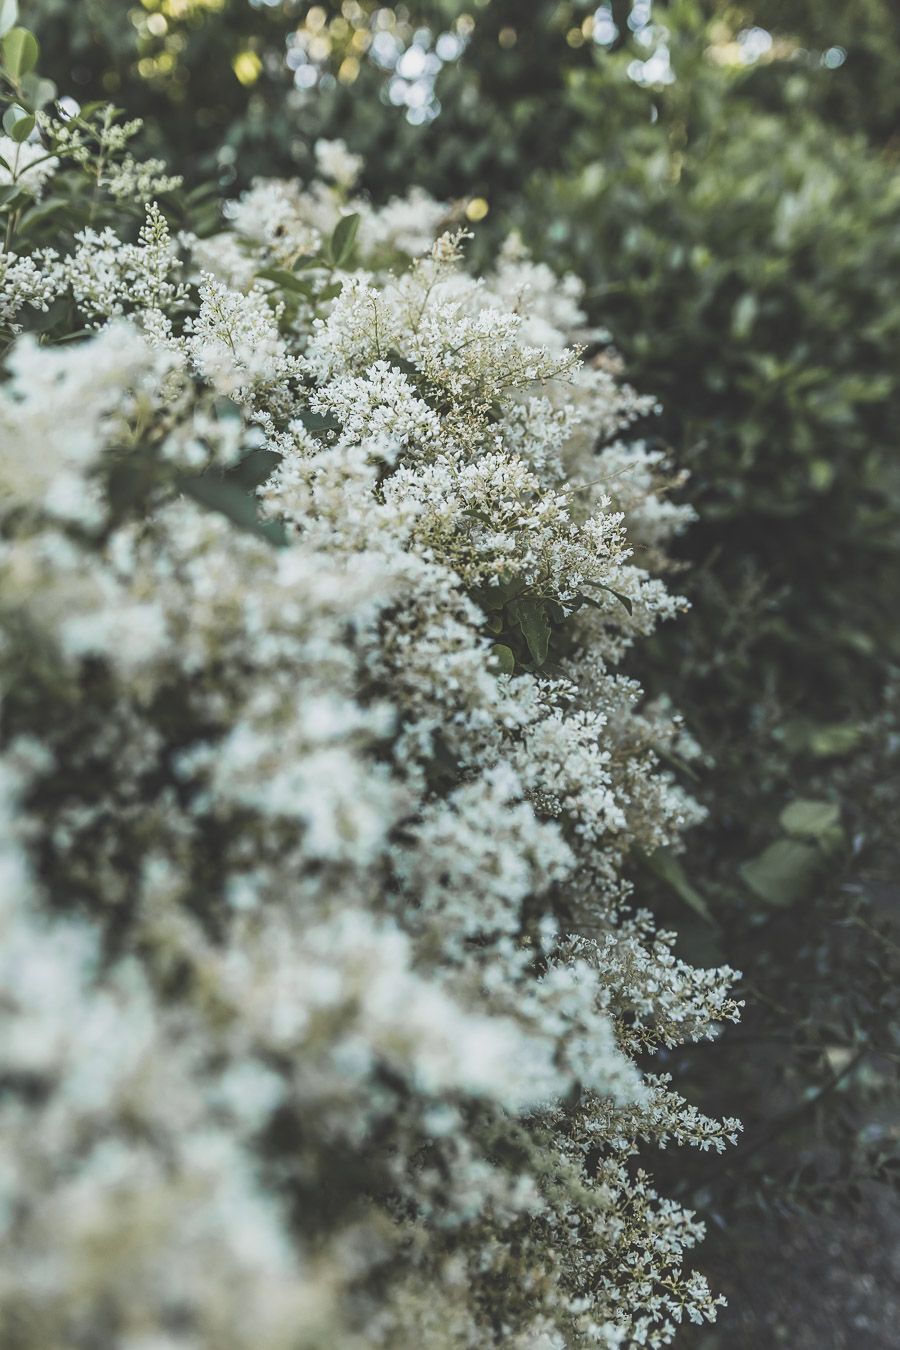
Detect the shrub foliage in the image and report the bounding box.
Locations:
[0,22,742,1347]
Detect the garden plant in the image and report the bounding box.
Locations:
[3,1,899,1345]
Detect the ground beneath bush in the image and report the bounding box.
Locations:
[686,1182,900,1349]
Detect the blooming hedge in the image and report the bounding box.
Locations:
[0,29,740,1348]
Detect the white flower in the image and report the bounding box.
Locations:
[0,160,739,1348]
[314,137,363,190]
[0,134,58,197]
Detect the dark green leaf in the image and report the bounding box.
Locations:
[227,448,282,489]
[180,475,287,547]
[385,350,420,380]
[256,266,314,296]
[581,580,633,616]
[330,212,360,268]
[16,195,77,238]
[472,573,526,612]
[508,596,551,666]
[643,848,715,923]
[296,408,340,434]
[0,183,28,210]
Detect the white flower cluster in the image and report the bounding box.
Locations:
[0,152,740,1347]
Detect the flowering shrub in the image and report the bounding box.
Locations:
[0,27,740,1348]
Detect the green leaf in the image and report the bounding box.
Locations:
[19,72,56,109]
[580,580,633,615]
[643,848,714,923]
[15,194,75,238]
[190,206,222,239]
[180,475,286,547]
[2,102,24,134]
[8,111,33,142]
[0,182,27,209]
[807,722,863,758]
[490,643,516,676]
[474,575,526,611]
[330,212,360,268]
[296,408,340,434]
[779,799,840,840]
[226,448,282,489]
[0,0,18,39]
[654,742,701,784]
[183,182,219,205]
[256,265,314,296]
[384,349,420,380]
[739,838,822,907]
[2,26,39,80]
[508,596,551,666]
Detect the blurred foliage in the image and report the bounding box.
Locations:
[28,0,900,192]
[527,4,900,800]
[31,0,310,181]
[748,0,900,146]
[27,0,900,1333]
[518,2,900,1251]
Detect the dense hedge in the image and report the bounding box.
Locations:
[0,14,749,1346]
[15,0,900,1341]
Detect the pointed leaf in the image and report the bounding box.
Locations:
[581,579,633,615]
[509,596,551,666]
[227,448,282,489]
[180,475,286,547]
[644,848,714,923]
[330,212,360,268]
[296,408,340,434]
[256,265,314,296]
